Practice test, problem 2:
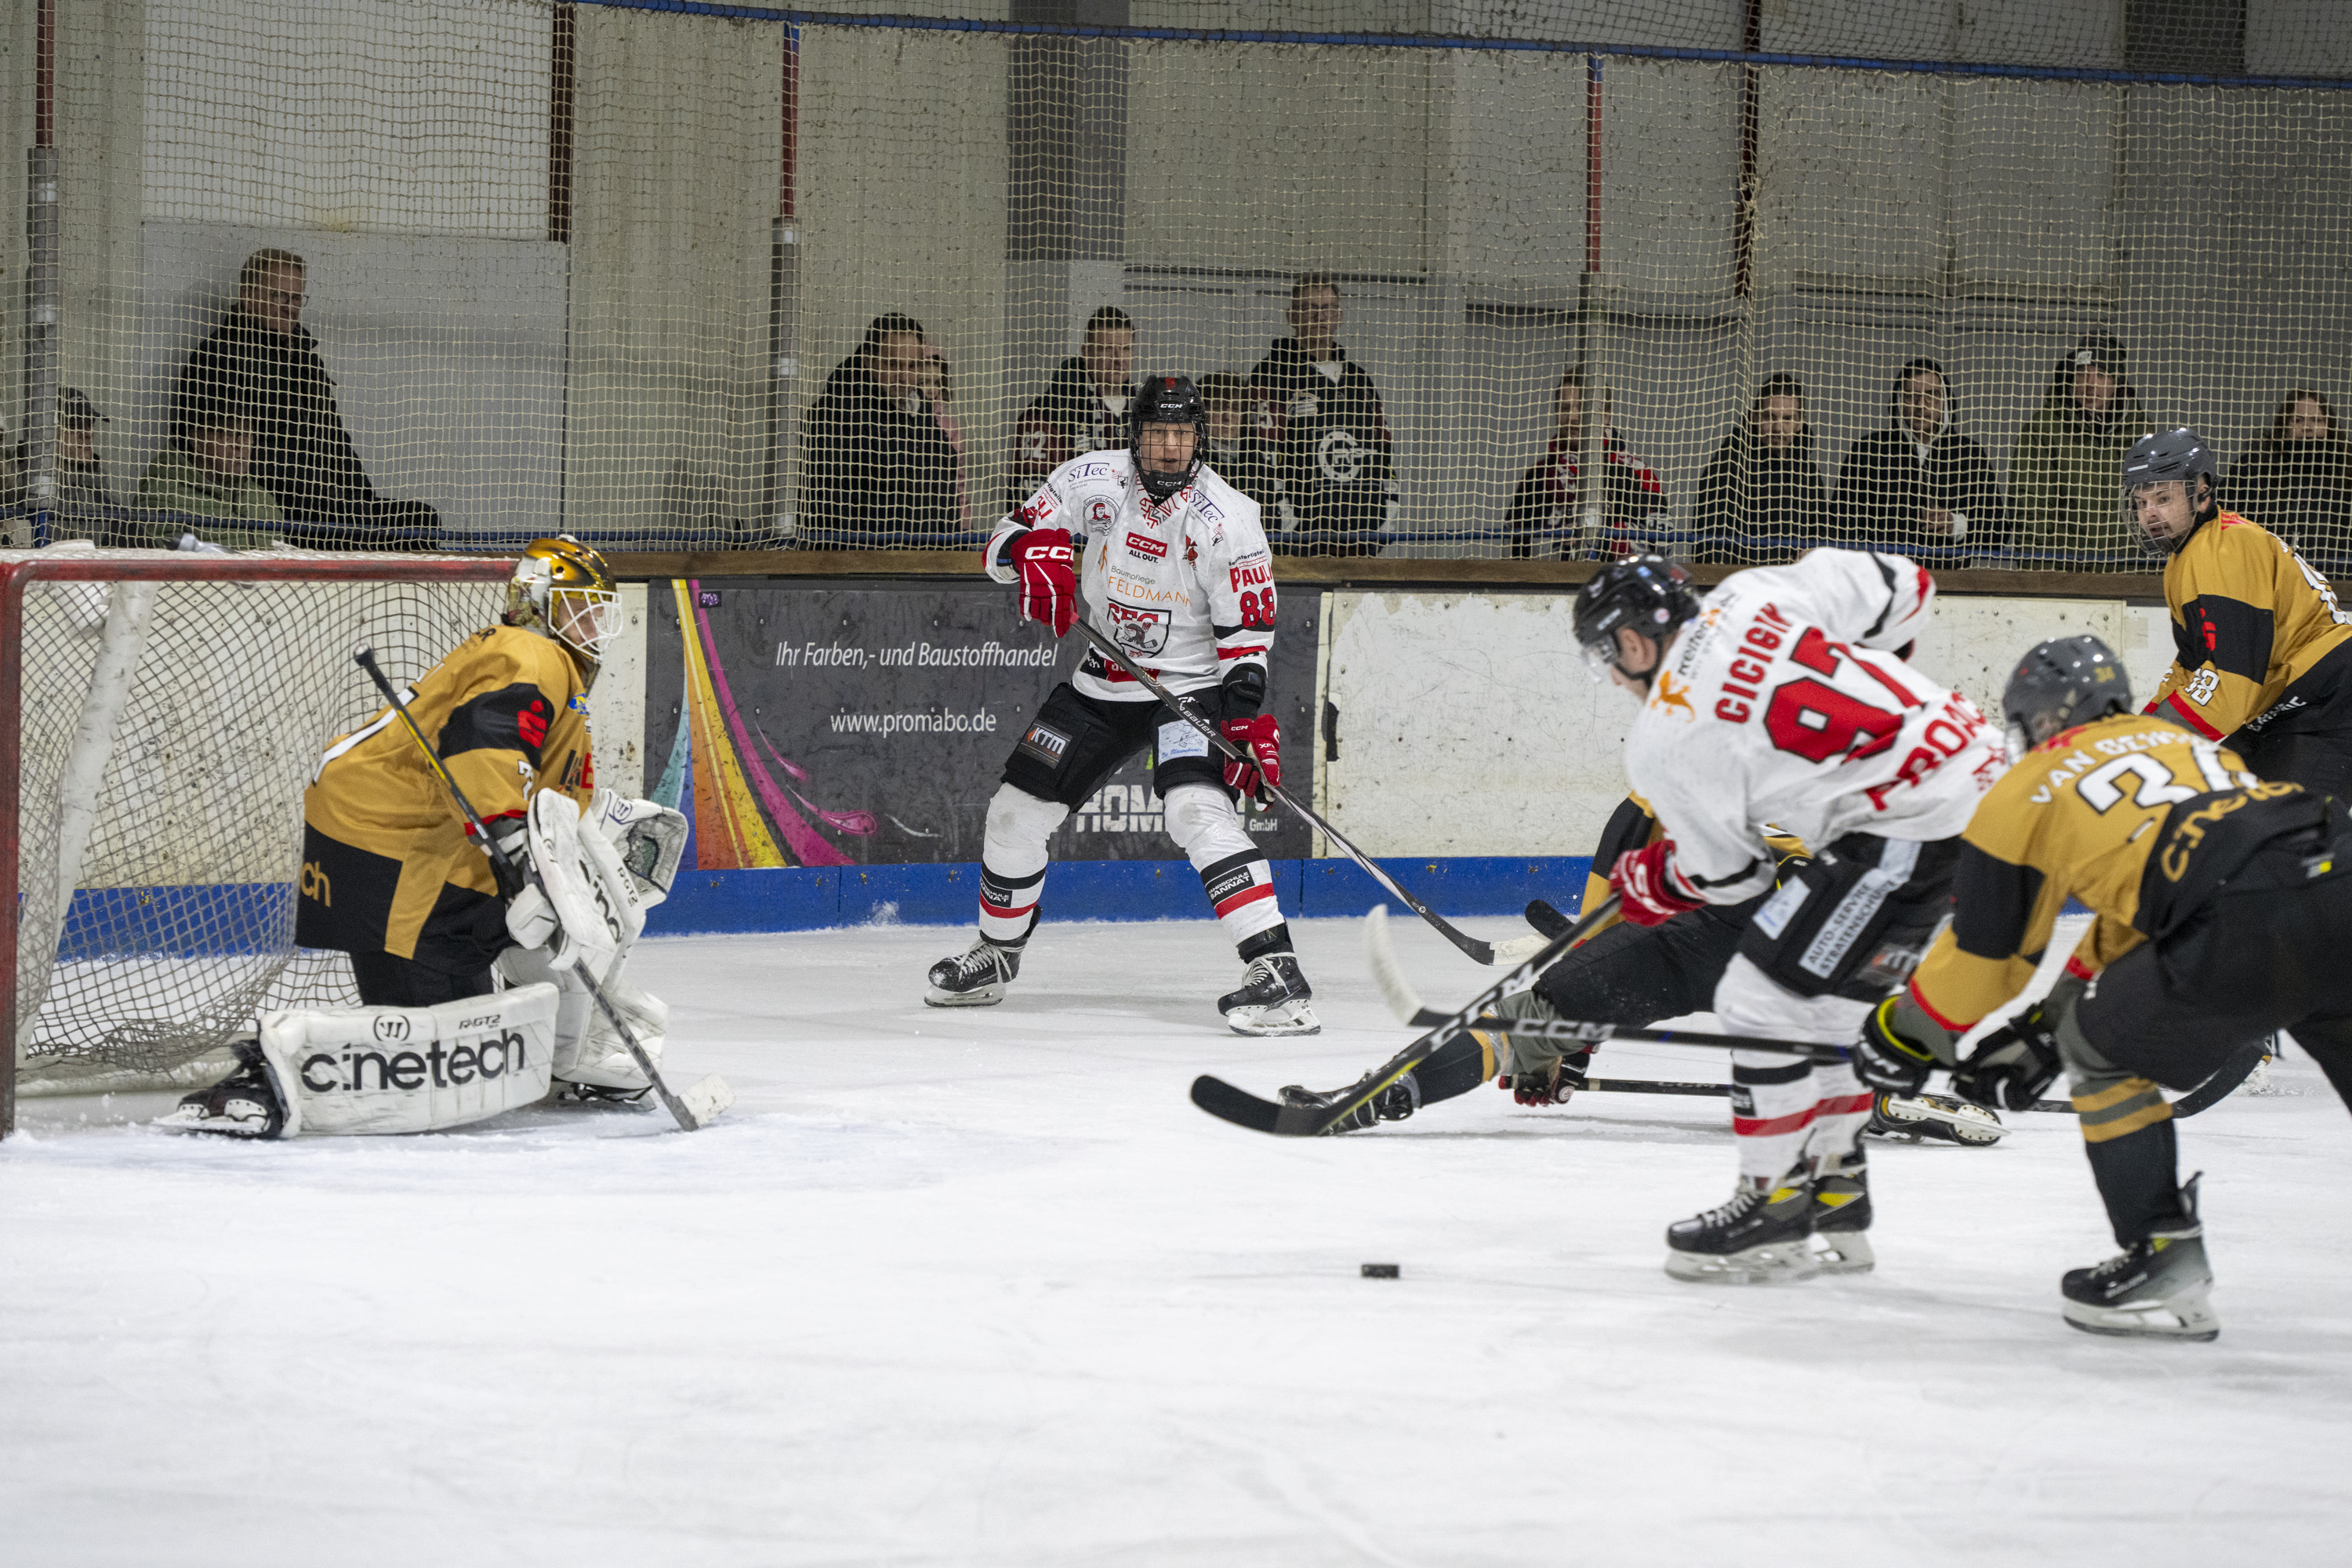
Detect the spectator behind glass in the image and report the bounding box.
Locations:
[1248,274,1398,557]
[1198,372,1278,514]
[1693,373,1828,563]
[920,346,972,534]
[1831,358,2008,553]
[2010,332,2147,564]
[171,249,440,548]
[1006,305,1134,514]
[136,396,285,550]
[797,312,960,547]
[6,388,122,532]
[1503,366,1666,561]
[2229,389,2352,564]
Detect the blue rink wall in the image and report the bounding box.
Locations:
[643,857,1596,936]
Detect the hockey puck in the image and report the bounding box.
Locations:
[1360,1262,1400,1279]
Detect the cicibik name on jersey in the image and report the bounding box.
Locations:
[298,1028,530,1094]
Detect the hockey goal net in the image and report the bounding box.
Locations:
[0,552,514,1134]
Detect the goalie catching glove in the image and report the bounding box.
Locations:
[1610,839,1704,927]
[1218,712,1281,800]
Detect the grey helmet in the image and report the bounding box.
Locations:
[2122,426,2220,554]
[2002,634,2132,753]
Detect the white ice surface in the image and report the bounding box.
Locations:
[7,915,2352,1566]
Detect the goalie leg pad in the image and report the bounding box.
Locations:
[499,942,666,1091]
[254,982,560,1136]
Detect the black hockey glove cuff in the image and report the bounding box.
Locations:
[1950,1004,2063,1112]
[1853,996,1941,1094]
[1219,663,1265,717]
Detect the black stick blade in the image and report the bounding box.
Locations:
[1190,1075,1284,1133]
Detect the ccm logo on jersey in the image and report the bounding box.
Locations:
[1126,531,1168,560]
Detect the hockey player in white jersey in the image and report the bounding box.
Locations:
[924,375,1316,1036]
[1514,552,2006,1280]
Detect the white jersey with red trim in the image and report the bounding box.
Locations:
[1625,548,2008,905]
[987,448,1276,704]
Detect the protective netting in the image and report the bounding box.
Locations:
[5,3,2350,568]
[11,556,507,1091]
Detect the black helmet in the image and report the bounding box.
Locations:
[1130,373,1207,502]
[2122,426,2220,553]
[1573,555,1700,687]
[2002,634,2132,752]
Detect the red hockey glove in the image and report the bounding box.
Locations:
[1219,713,1282,800]
[1610,840,1704,927]
[1007,528,1076,637]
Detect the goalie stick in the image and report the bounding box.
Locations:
[1076,621,1498,966]
[353,648,732,1134]
[1188,893,1622,1135]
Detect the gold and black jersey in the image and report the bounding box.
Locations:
[2146,510,2352,744]
[1577,793,1811,931]
[296,626,597,967]
[1908,711,2321,1030]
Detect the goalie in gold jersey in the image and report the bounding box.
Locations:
[1852,635,2352,1341]
[165,537,689,1139]
[2129,425,2352,797]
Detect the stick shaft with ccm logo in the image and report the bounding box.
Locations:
[1075,621,1497,966]
[350,648,730,1133]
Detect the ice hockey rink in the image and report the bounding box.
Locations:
[7,913,2352,1566]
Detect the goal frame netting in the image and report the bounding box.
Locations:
[0,552,516,1138]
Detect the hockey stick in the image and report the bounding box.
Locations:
[1189,893,1623,1135]
[352,648,731,1133]
[1075,620,1497,966]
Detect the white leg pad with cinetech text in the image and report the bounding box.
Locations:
[255,982,560,1137]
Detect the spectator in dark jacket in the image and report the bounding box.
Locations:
[1694,373,1829,563]
[171,249,439,547]
[1004,305,1134,514]
[797,312,960,546]
[1200,372,1278,514]
[1503,366,1667,560]
[1831,358,2008,553]
[2229,388,2352,564]
[6,387,121,525]
[1248,274,1397,557]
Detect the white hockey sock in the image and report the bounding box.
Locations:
[1163,782,1287,948]
[1805,1056,1875,1171]
[1730,1054,1817,1185]
[977,784,1068,946]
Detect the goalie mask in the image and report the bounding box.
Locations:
[507,535,621,666]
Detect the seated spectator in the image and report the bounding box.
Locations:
[172,249,440,549]
[1006,305,1134,514]
[1693,373,1828,562]
[6,388,126,539]
[797,312,959,546]
[1249,274,1397,557]
[1503,366,1666,561]
[136,397,285,549]
[2228,388,2352,563]
[919,346,972,533]
[1831,358,2008,553]
[1199,372,1277,514]
[2009,332,2146,564]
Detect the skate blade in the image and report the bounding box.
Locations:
[1810,1231,1876,1275]
[924,984,1007,1008]
[154,1102,276,1139]
[2062,1296,2220,1342]
[1664,1242,1821,1285]
[1227,1011,1323,1038]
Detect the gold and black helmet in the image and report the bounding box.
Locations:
[506,534,619,664]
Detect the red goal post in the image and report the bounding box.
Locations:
[0,551,516,1137]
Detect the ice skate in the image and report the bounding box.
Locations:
[1277,1073,1417,1133]
[2061,1175,2220,1341]
[1865,1090,2005,1146]
[1808,1149,1875,1275]
[156,1040,286,1140]
[1219,953,1320,1036]
[1665,1167,1820,1283]
[925,938,1022,1007]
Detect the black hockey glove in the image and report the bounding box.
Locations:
[1950,1005,2063,1112]
[1853,996,1940,1094]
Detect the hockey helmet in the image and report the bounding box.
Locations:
[1130,373,1207,503]
[2122,426,2220,554]
[2001,634,2132,752]
[1573,555,1700,686]
[507,535,621,666]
